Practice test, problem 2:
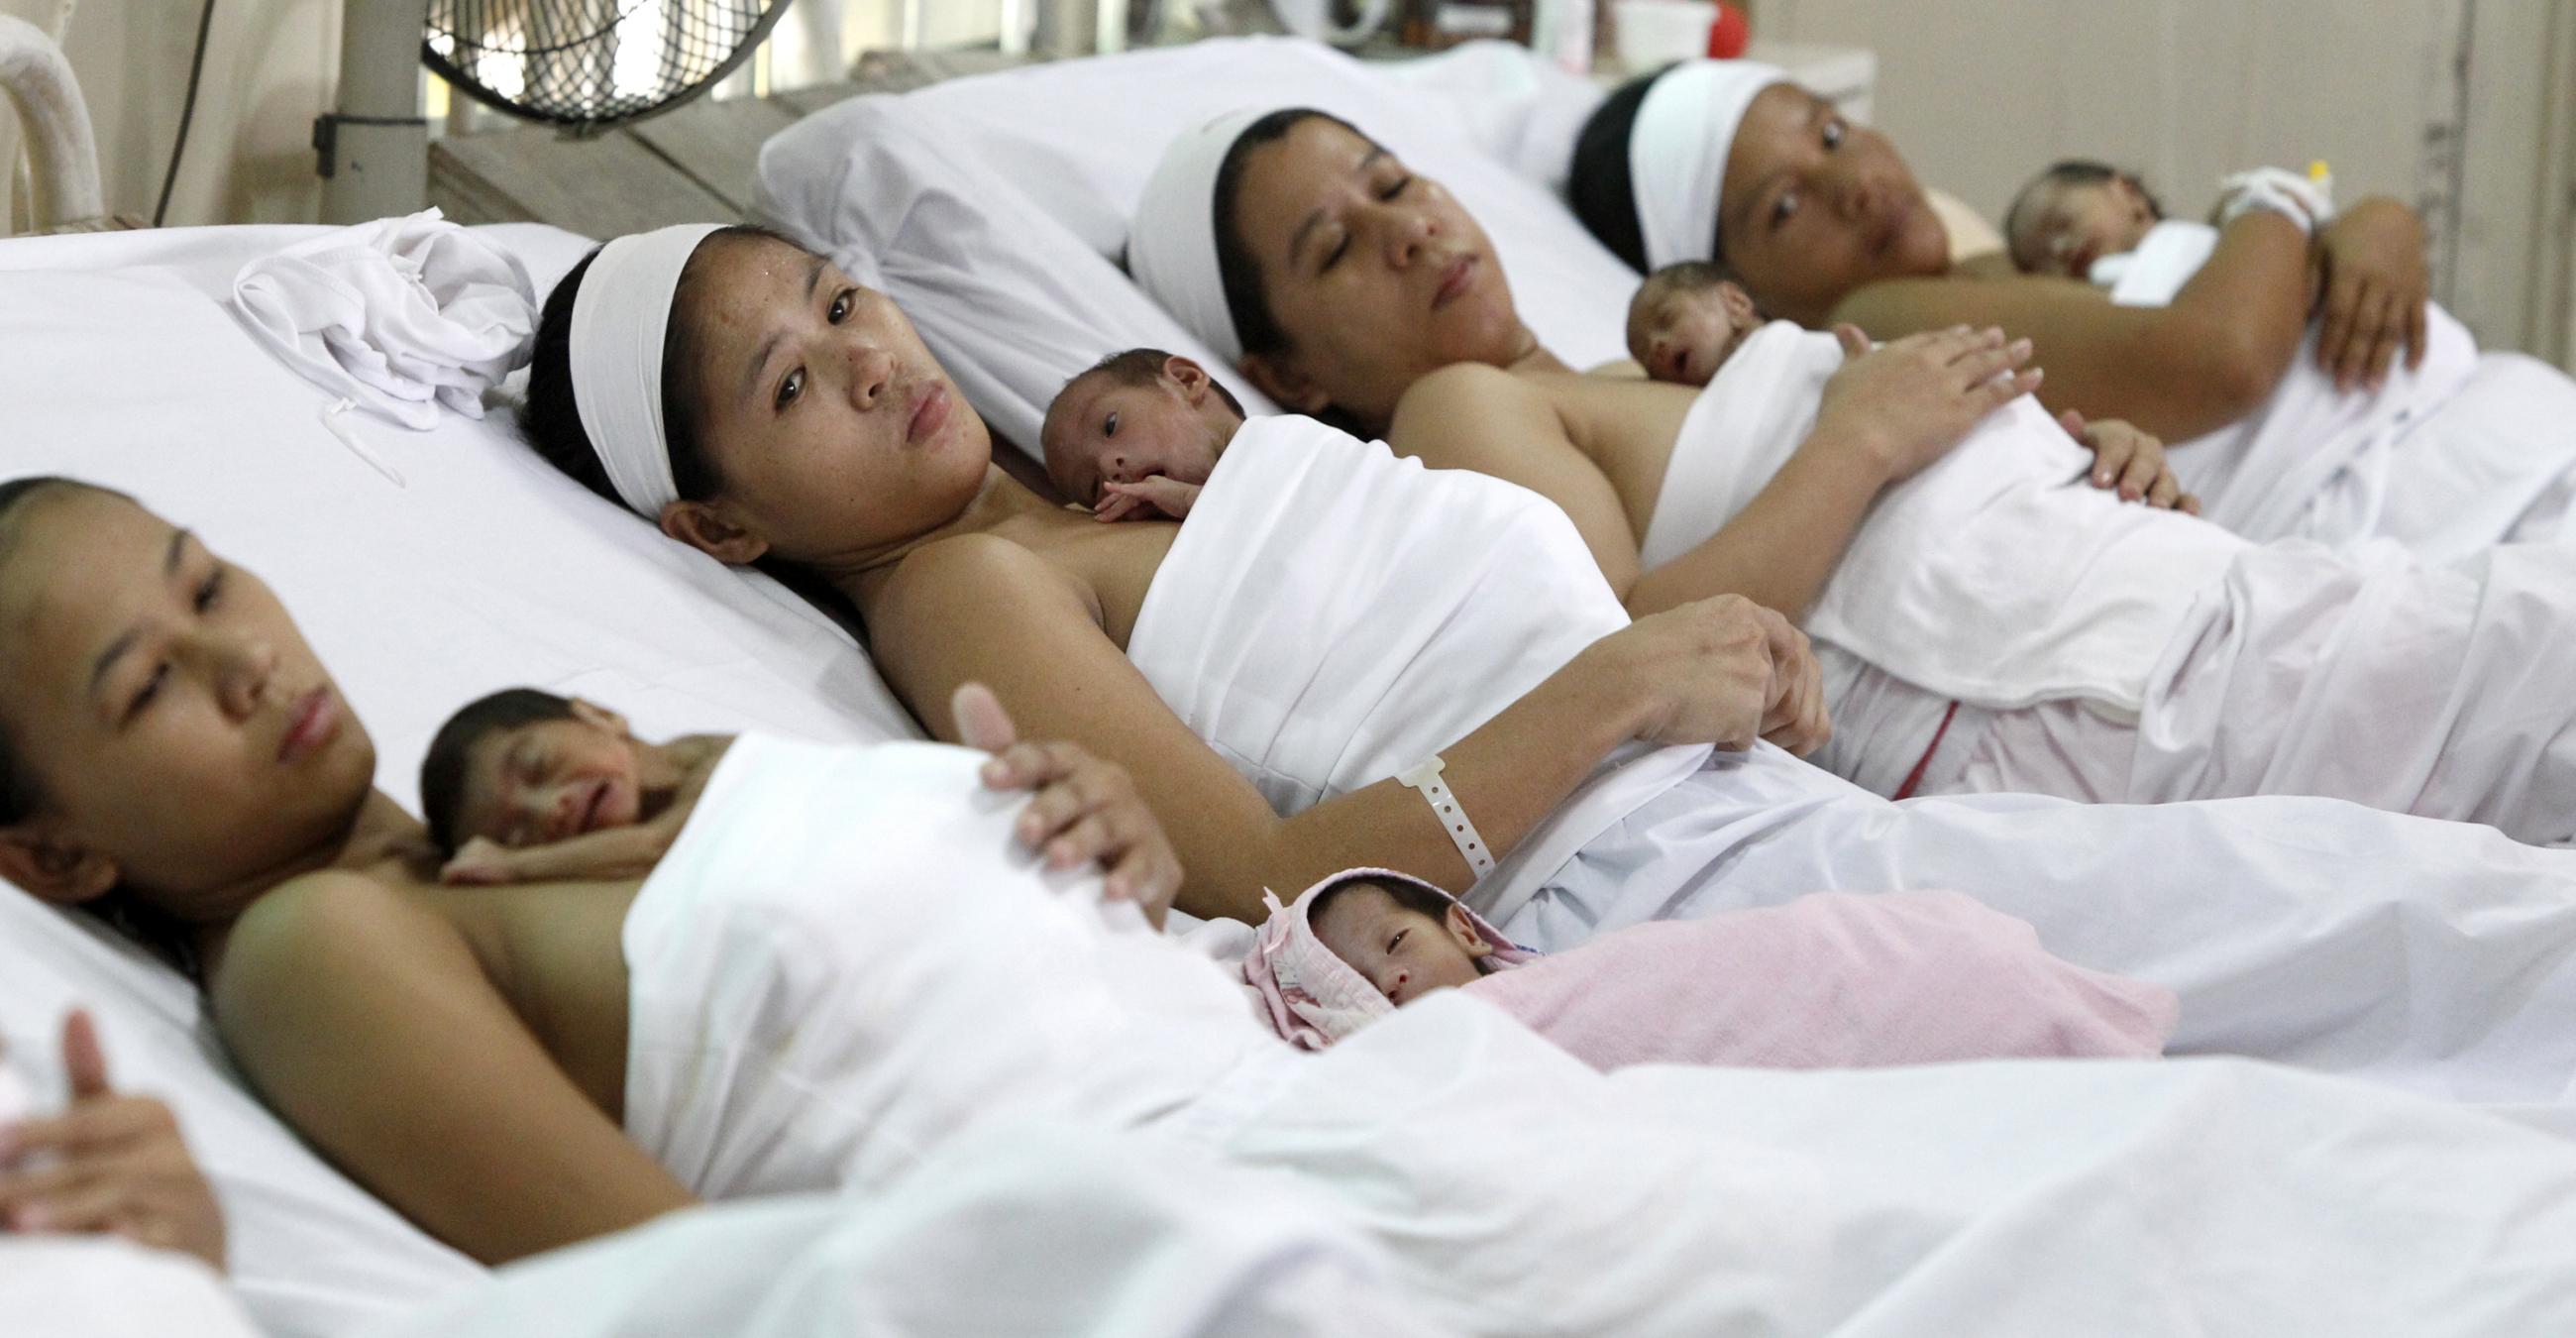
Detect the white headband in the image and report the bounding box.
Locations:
[1629,59,1787,272]
[1129,106,1275,365]
[568,222,726,517]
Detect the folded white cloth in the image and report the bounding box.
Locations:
[232,209,536,429]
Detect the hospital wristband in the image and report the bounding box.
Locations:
[1398,756,1497,879]
[2215,166,2334,235]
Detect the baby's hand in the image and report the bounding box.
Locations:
[1094,476,1202,523]
[952,683,1183,928]
[439,836,518,885]
[2060,410,2199,513]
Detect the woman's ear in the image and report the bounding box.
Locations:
[660,501,770,566]
[1445,903,1493,958]
[1239,351,1332,415]
[0,820,118,906]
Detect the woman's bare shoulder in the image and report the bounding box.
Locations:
[211,871,453,1015]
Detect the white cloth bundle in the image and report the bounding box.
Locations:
[2089,218,2219,306]
[1644,322,2245,716]
[231,208,535,429]
[621,734,1277,1201]
[1124,415,1703,926]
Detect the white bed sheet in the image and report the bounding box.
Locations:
[756,37,1642,455]
[0,223,922,1337]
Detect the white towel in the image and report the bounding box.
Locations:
[1125,414,1704,927]
[1643,322,2247,716]
[231,209,536,429]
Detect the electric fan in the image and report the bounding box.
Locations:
[425,0,796,132]
[320,0,792,223]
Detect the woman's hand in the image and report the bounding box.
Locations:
[2313,197,2429,391]
[0,1011,226,1273]
[1593,595,1830,754]
[1815,325,2042,483]
[954,682,1183,928]
[2060,410,2199,513]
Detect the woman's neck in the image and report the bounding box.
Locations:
[818,465,1063,603]
[187,788,435,966]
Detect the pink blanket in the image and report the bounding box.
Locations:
[1243,871,2174,1068]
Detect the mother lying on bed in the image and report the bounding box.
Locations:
[1126,103,2576,843]
[24,483,2576,1330]
[1565,59,2576,560]
[520,221,2576,1103]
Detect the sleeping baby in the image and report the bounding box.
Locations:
[417,688,729,886]
[2002,159,2333,300]
[418,685,1179,923]
[1242,868,2177,1070]
[1040,347,1247,521]
[1628,262,2199,509]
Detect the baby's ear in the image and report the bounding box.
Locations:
[1445,903,1493,957]
[1164,354,1210,400]
[1718,280,1758,325]
[567,698,633,737]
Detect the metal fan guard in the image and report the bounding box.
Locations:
[425,0,793,133]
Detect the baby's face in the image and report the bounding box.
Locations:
[455,711,645,849]
[2009,176,2158,279]
[1041,374,1227,509]
[1628,278,1762,387]
[1309,881,1488,1005]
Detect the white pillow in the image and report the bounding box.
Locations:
[756,37,1644,455]
[0,227,924,1335]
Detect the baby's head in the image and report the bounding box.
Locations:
[1307,874,1496,1005]
[2004,161,2165,279]
[1627,263,1763,387]
[1040,348,1247,508]
[419,689,648,854]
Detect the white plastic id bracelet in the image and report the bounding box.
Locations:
[2216,164,2334,234]
[1398,755,1496,878]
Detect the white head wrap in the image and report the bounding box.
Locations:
[568,222,726,517]
[1628,59,1788,271]
[1128,107,1276,365]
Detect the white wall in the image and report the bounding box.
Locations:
[1752,0,2576,363]
[0,0,341,229]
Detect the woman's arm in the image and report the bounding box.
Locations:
[868,535,1783,923]
[1388,330,2035,622]
[1835,210,2315,441]
[211,874,697,1265]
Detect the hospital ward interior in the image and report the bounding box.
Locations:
[9,0,2576,1332]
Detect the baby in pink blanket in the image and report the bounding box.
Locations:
[1244,869,2176,1069]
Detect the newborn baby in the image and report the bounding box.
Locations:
[2004,159,2334,294]
[2002,160,2166,281]
[1624,261,1763,387]
[417,688,728,885]
[1628,262,2198,509]
[1244,869,2176,1071]
[1040,347,1247,522]
[419,684,1181,920]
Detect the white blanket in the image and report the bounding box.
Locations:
[622,734,1278,1200]
[1126,415,1704,927]
[231,209,537,430]
[1647,323,2246,716]
[1113,410,2576,1101]
[370,1122,1440,1338]
[1640,324,2576,841]
[604,729,2576,1336]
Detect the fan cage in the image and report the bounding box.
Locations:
[425,0,793,133]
